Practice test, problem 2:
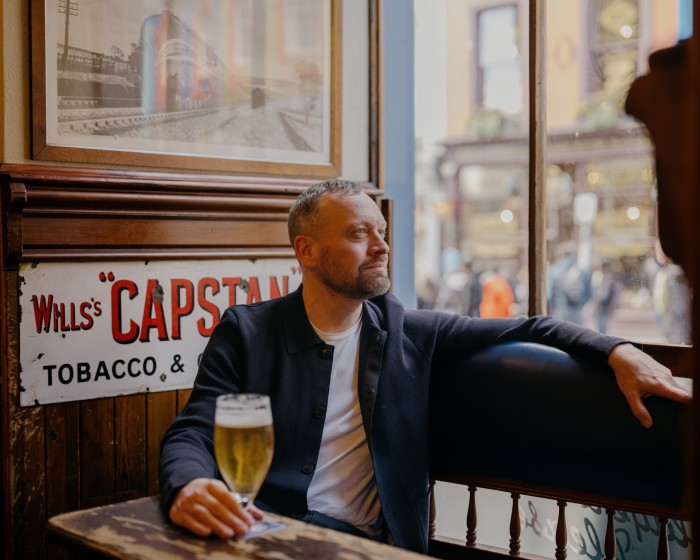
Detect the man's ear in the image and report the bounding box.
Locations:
[294,235,317,268]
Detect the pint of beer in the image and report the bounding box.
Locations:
[214,393,274,506]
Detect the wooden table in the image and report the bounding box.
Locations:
[47,496,433,559]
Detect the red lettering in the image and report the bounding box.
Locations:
[59,303,71,332]
[139,279,168,342]
[79,302,94,330]
[112,280,140,344]
[69,303,81,331]
[246,276,262,304]
[171,279,194,339]
[222,277,242,306]
[197,277,221,337]
[33,296,97,332]
[269,276,289,299]
[32,294,54,333]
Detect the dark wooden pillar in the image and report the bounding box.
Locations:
[625,10,700,558]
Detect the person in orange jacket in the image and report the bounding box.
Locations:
[479,271,514,318]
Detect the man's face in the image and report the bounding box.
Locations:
[313,192,390,299]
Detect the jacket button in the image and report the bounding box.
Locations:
[302,463,315,474]
[315,406,326,418]
[321,347,333,359]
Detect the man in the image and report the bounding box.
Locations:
[547,241,592,326]
[159,179,691,553]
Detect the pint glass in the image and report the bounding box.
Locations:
[214,393,274,507]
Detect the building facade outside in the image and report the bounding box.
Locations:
[417,1,692,557]
[415,0,692,346]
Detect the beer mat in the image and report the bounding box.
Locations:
[239,519,287,540]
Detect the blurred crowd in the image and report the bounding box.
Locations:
[417,242,691,345]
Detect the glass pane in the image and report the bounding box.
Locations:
[415,0,691,344]
[545,0,691,345]
[479,6,524,115]
[415,1,528,318]
[416,0,692,555]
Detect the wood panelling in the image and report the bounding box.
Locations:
[146,392,177,495]
[0,164,382,559]
[79,398,115,508]
[45,402,80,517]
[0,165,380,265]
[4,0,384,552]
[2,165,305,265]
[115,395,147,499]
[23,217,290,248]
[6,268,47,559]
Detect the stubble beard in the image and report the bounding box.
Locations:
[319,257,391,300]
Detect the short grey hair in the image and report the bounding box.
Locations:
[287,179,363,244]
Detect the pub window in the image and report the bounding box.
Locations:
[476,4,524,117]
[415,0,692,552]
[587,0,641,97]
[415,0,691,347]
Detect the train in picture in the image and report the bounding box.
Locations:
[128,10,244,113]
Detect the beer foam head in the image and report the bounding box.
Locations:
[215,408,272,427]
[215,394,272,426]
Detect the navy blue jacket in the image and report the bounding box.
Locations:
[159,285,624,553]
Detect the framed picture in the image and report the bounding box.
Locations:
[30,0,343,178]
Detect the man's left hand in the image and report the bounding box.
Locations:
[608,343,692,428]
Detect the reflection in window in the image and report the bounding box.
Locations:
[477,5,523,116]
[414,0,691,347]
[584,0,640,128]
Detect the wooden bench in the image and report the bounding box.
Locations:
[428,342,689,559]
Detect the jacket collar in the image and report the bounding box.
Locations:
[282,285,394,353]
[282,285,324,354]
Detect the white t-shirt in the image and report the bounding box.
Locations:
[306,316,382,537]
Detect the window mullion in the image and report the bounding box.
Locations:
[528,0,547,316]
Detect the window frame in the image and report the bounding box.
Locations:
[527,0,692,365]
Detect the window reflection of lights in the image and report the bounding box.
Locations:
[619,25,633,38]
[500,209,514,224]
[587,171,604,185]
[627,206,641,220]
[435,201,452,216]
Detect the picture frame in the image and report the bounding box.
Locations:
[30,0,343,178]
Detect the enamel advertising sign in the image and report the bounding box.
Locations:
[19,259,302,406]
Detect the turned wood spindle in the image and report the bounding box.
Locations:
[555,500,567,560]
[509,492,521,556]
[657,517,669,560]
[604,509,616,560]
[466,486,477,547]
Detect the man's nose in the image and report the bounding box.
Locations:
[370,233,390,254]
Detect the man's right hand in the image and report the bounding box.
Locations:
[169,478,263,539]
